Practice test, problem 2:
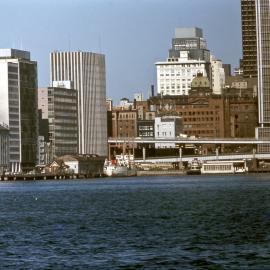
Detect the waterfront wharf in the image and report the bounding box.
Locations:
[0,173,104,181]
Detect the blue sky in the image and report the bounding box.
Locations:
[0,0,241,102]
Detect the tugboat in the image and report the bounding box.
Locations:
[186,158,201,175]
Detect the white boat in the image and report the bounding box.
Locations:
[186,158,201,175]
[104,155,137,177]
[104,163,137,177]
[201,160,248,174]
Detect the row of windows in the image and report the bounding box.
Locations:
[156,131,173,136]
[161,90,186,95]
[159,64,204,70]
[180,111,218,116]
[183,117,219,122]
[138,131,154,137]
[203,165,232,171]
[160,78,191,83]
[185,130,219,135]
[160,84,190,90]
[115,114,136,119]
[184,129,219,134]
[139,126,153,131]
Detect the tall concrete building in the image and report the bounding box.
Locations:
[169,27,210,62]
[241,0,257,78]
[156,27,212,96]
[38,82,78,160]
[255,0,270,152]
[156,51,208,96]
[210,55,225,95]
[50,52,107,156]
[0,124,9,174]
[0,49,38,172]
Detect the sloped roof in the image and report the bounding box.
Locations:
[57,154,105,162]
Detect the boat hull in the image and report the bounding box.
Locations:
[104,165,137,177]
[186,169,201,175]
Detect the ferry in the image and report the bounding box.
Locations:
[201,160,248,174]
[186,158,202,175]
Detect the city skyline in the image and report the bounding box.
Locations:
[0,0,241,102]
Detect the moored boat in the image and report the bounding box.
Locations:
[104,155,137,177]
[186,158,201,175]
[201,160,248,174]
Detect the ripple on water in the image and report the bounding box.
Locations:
[0,176,270,269]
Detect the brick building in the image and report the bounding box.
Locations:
[224,96,258,138]
[149,75,225,138]
[112,109,138,138]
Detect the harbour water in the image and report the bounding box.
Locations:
[1,175,270,269]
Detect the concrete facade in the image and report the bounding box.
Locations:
[0,49,38,172]
[38,88,48,119]
[39,86,78,160]
[155,116,183,148]
[50,51,107,156]
[241,0,257,78]
[156,51,208,96]
[0,124,9,174]
[169,27,210,62]
[211,55,225,95]
[255,0,270,152]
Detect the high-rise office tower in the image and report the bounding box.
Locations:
[156,27,212,96]
[241,0,257,78]
[0,49,38,172]
[169,27,210,62]
[50,52,107,156]
[38,81,78,161]
[0,124,9,174]
[255,0,270,152]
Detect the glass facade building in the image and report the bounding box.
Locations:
[0,124,9,174]
[47,86,78,159]
[241,0,257,78]
[256,0,270,124]
[0,49,38,172]
[255,0,270,152]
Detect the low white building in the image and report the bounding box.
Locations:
[156,51,208,96]
[155,116,183,148]
[210,55,225,94]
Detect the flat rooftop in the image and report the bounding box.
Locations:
[0,49,30,60]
